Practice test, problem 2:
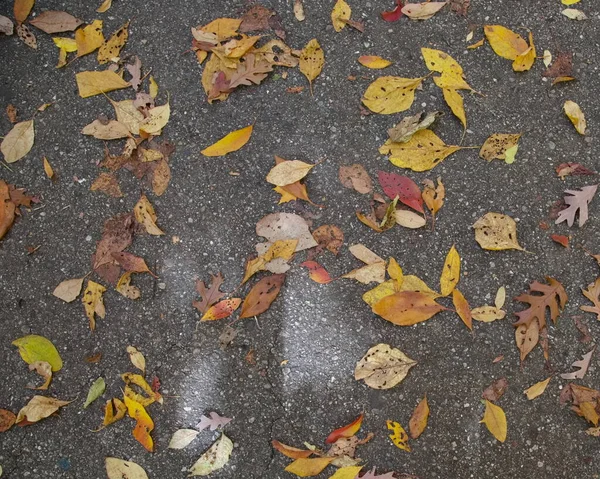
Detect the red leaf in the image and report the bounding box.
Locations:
[381,0,404,21]
[550,234,569,248]
[378,171,424,213]
[325,413,364,444]
[301,261,333,284]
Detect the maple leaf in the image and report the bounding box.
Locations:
[555,185,598,227]
[195,411,232,431]
[581,278,600,320]
[513,277,567,362]
[192,273,226,314]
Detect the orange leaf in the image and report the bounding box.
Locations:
[124,396,154,452]
[201,298,242,321]
[452,289,472,330]
[373,291,446,326]
[96,398,126,431]
[271,440,313,459]
[301,261,333,284]
[409,395,429,439]
[240,274,285,318]
[325,413,364,444]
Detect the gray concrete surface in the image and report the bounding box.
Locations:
[1,0,600,478]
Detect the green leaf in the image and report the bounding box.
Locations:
[83,377,106,408]
[12,335,63,372]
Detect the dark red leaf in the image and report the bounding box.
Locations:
[381,0,404,21]
[378,171,424,213]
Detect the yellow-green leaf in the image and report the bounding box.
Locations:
[331,0,351,32]
[299,39,324,94]
[440,245,460,296]
[75,70,129,98]
[12,335,63,372]
[564,100,586,135]
[480,400,507,442]
[201,125,253,157]
[83,377,106,408]
[1,120,34,163]
[362,76,424,114]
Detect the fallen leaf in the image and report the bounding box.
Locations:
[189,434,233,476]
[193,272,226,314]
[543,52,573,79]
[256,212,317,253]
[293,0,305,21]
[29,11,82,34]
[512,32,536,72]
[16,23,36,48]
[14,0,34,23]
[562,0,580,4]
[53,277,84,303]
[76,70,129,98]
[91,172,123,198]
[387,420,410,451]
[1,120,34,164]
[362,76,424,114]
[326,414,363,445]
[378,171,423,213]
[134,194,164,235]
[495,286,506,309]
[473,212,524,251]
[299,39,324,95]
[28,361,52,390]
[201,298,242,321]
[82,280,107,330]
[561,348,595,380]
[76,20,104,57]
[285,457,334,477]
[354,343,417,389]
[98,20,129,64]
[267,160,314,186]
[301,261,333,284]
[105,458,148,479]
[240,274,285,318]
[140,102,170,135]
[96,398,127,430]
[331,0,351,32]
[551,234,569,248]
[338,164,372,194]
[358,56,392,69]
[484,25,528,61]
[471,305,506,322]
[96,0,113,13]
[482,378,508,402]
[562,8,587,20]
[555,185,598,227]
[272,440,313,459]
[556,162,595,179]
[401,2,446,20]
[422,177,444,221]
[196,411,232,431]
[0,409,16,432]
[16,396,72,425]
[409,395,429,439]
[564,100,586,135]
[524,377,552,400]
[479,133,521,162]
[83,377,106,408]
[112,252,153,274]
[42,157,54,180]
[452,289,472,330]
[480,400,507,442]
[82,119,131,140]
[201,125,253,156]
[440,245,460,296]
[122,373,162,406]
[126,346,146,374]
[442,88,466,128]
[329,466,364,479]
[373,291,446,326]
[124,396,154,452]
[388,111,442,143]
[467,38,485,49]
[450,0,470,15]
[110,99,144,135]
[581,278,600,320]
[381,0,404,21]
[12,335,63,372]
[394,209,426,229]
[380,129,462,171]
[312,224,344,255]
[169,429,200,449]
[579,402,599,426]
[0,15,13,35]
[6,104,17,123]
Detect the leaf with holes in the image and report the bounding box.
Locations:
[299,39,324,94]
[201,298,242,321]
[387,420,410,451]
[479,133,521,162]
[473,213,524,251]
[240,274,285,319]
[354,343,416,389]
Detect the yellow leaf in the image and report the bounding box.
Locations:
[12,335,63,372]
[126,346,146,374]
[362,76,424,114]
[116,272,140,300]
[409,395,430,439]
[421,47,463,76]
[201,125,253,157]
[512,32,535,72]
[134,194,164,235]
[28,361,52,390]
[342,262,386,284]
[440,245,460,296]
[358,55,392,69]
[221,34,261,59]
[1,120,34,163]
[328,466,363,479]
[97,20,129,64]
[387,257,403,285]
[42,157,54,179]
[394,209,426,229]
[299,39,324,94]
[96,398,127,430]
[266,160,314,186]
[524,377,551,400]
[331,0,351,32]
[362,280,396,307]
[354,343,416,389]
[452,289,472,330]
[198,18,241,42]
[481,400,507,442]
[472,305,506,322]
[243,239,298,283]
[140,102,170,135]
[373,291,446,326]
[467,38,485,49]
[442,88,466,128]
[285,457,334,477]
[495,286,506,309]
[433,71,472,90]
[479,133,521,161]
[75,70,129,98]
[274,186,298,203]
[16,396,72,424]
[124,396,154,452]
[52,37,77,52]
[201,53,235,103]
[484,25,528,60]
[473,212,524,251]
[76,20,104,57]
[387,420,411,451]
[149,76,158,98]
[122,372,163,406]
[110,99,144,135]
[96,0,112,13]
[564,100,586,135]
[422,177,444,217]
[399,275,441,298]
[580,402,599,426]
[562,0,580,4]
[380,129,462,171]
[14,0,34,23]
[82,280,106,330]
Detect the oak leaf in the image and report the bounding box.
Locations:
[193,273,226,314]
[555,185,598,227]
[581,278,600,320]
[561,348,595,380]
[196,411,232,431]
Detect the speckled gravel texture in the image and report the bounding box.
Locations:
[1,0,600,478]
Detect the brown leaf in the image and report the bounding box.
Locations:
[6,104,18,123]
[449,0,470,15]
[240,5,274,32]
[550,234,569,248]
[17,23,36,49]
[312,224,344,255]
[0,180,16,241]
[556,162,595,179]
[240,274,285,319]
[574,317,593,344]
[0,409,16,432]
[409,395,429,439]
[29,11,83,33]
[581,278,600,321]
[556,185,598,228]
[112,251,153,275]
[543,52,573,79]
[482,378,508,402]
[90,172,123,198]
[92,213,136,284]
[193,273,226,314]
[339,164,373,194]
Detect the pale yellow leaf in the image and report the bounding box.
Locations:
[201,125,253,157]
[134,194,164,235]
[512,32,536,72]
[524,377,551,400]
[495,286,506,309]
[394,209,426,228]
[82,119,131,140]
[105,458,148,479]
[139,102,170,135]
[16,396,72,424]
[342,262,386,284]
[189,434,234,476]
[355,343,417,389]
[362,280,396,307]
[473,212,524,251]
[471,305,506,322]
[401,1,447,20]
[266,160,314,186]
[1,120,34,164]
[116,272,140,300]
[358,55,392,69]
[97,20,129,64]
[562,8,587,20]
[564,100,586,135]
[110,99,144,135]
[479,133,521,161]
[53,278,84,303]
[328,466,363,479]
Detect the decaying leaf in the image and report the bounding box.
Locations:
[339,164,373,194]
[0,409,16,432]
[98,20,129,64]
[479,134,521,162]
[83,377,106,408]
[96,398,127,430]
[440,245,460,296]
[134,194,164,235]
[422,177,445,221]
[299,38,324,95]
[189,434,234,476]
[201,299,242,321]
[169,429,200,449]
[201,125,253,156]
[42,157,55,180]
[480,400,507,442]
[387,420,410,451]
[482,378,508,402]
[53,277,84,303]
[301,261,333,284]
[555,185,598,227]
[564,100,586,135]
[556,162,595,179]
[91,172,123,198]
[14,0,34,23]
[124,396,154,452]
[409,395,429,439]
[193,272,226,314]
[387,111,441,143]
[76,71,129,98]
[12,335,63,372]
[82,280,107,330]
[0,15,13,36]
[127,346,146,374]
[140,102,170,135]
[471,305,506,322]
[354,343,417,389]
[473,213,524,251]
[452,289,472,330]
[313,224,344,255]
[28,361,52,390]
[362,76,424,114]
[401,2,446,20]
[561,348,595,380]
[380,129,462,171]
[83,119,131,140]
[196,411,232,431]
[105,458,148,479]
[239,274,285,318]
[16,395,72,425]
[1,120,34,164]
[256,212,317,253]
[524,377,552,400]
[122,373,163,407]
[343,244,386,284]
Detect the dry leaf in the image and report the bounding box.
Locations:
[76,20,104,57]
[0,15,13,35]
[452,289,472,330]
[30,11,83,33]
[473,213,524,251]
[339,164,373,194]
[42,157,55,180]
[312,224,344,255]
[110,99,144,135]
[14,0,34,23]
[96,398,127,430]
[193,272,226,314]
[378,171,424,212]
[0,409,16,432]
[239,274,285,318]
[524,377,552,400]
[373,291,446,326]
[1,120,34,164]
[362,76,424,114]
[28,361,52,390]
[285,457,334,477]
[243,239,297,282]
[105,458,148,479]
[96,0,113,13]
[326,414,364,444]
[76,70,129,98]
[91,172,123,198]
[134,194,164,235]
[140,102,170,135]
[401,2,446,20]
[16,396,72,425]
[409,395,429,439]
[124,396,154,452]
[169,429,200,449]
[196,411,232,431]
[480,400,507,442]
[471,305,506,322]
[555,185,598,227]
[358,56,392,69]
[299,39,324,95]
[82,119,131,140]
[442,88,466,128]
[201,298,242,321]
[98,20,129,64]
[394,210,426,229]
[294,0,305,21]
[354,343,416,389]
[564,100,586,135]
[301,261,333,284]
[479,133,521,162]
[562,8,587,20]
[189,434,234,476]
[388,111,442,143]
[82,280,106,330]
[201,125,253,156]
[512,32,536,72]
[116,272,140,300]
[122,373,162,406]
[440,245,460,296]
[422,177,445,220]
[482,378,508,402]
[266,160,314,186]
[272,440,313,459]
[581,278,600,320]
[53,277,84,303]
[331,0,351,32]
[256,212,317,253]
[127,346,146,374]
[387,420,410,451]
[561,348,595,380]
